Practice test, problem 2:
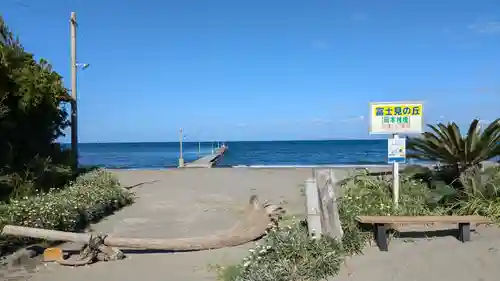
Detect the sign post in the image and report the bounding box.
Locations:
[388,134,406,206]
[369,101,424,207]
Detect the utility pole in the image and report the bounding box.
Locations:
[179,128,184,167]
[70,12,78,171]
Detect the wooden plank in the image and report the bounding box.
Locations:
[305,178,323,236]
[357,215,489,224]
[316,169,343,239]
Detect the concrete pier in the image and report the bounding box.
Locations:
[182,146,227,168]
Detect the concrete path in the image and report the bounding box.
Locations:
[29,168,312,281]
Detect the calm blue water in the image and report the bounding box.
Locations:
[78,140,400,169]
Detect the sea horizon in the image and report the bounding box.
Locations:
[69,139,420,169]
[66,138,396,145]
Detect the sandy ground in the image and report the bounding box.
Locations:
[25,168,312,281]
[335,225,500,281]
[3,167,500,281]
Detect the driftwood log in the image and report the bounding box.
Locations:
[1,195,284,252]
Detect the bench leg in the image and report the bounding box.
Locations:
[458,223,471,242]
[374,223,388,251]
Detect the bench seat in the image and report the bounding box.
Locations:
[357,215,490,251]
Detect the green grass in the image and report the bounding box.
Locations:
[209,264,241,281]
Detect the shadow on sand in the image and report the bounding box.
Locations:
[392,228,477,242]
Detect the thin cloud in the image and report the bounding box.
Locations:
[475,87,500,95]
[351,12,368,22]
[339,115,364,123]
[311,40,329,50]
[468,21,500,35]
[235,123,247,128]
[310,118,333,124]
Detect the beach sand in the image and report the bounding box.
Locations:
[5,168,500,281]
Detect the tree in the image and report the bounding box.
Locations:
[0,16,72,200]
[408,119,500,176]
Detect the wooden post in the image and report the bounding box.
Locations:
[70,12,78,171]
[305,178,322,236]
[322,169,343,239]
[304,169,344,240]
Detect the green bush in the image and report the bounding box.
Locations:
[452,166,500,221]
[1,17,71,171]
[339,170,448,218]
[219,221,344,281]
[1,16,74,201]
[0,169,134,254]
[0,156,77,202]
[401,165,500,222]
[338,170,450,256]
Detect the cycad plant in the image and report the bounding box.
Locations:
[408,119,500,177]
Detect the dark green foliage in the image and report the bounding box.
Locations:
[1,16,73,201]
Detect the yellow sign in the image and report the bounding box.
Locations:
[372,104,423,117]
[369,101,424,134]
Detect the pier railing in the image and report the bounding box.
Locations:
[181,145,227,168]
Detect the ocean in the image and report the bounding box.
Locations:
[78,140,410,169]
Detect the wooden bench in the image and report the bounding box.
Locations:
[356,215,490,252]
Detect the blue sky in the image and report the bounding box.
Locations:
[2,0,500,142]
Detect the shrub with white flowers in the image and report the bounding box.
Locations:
[228,221,344,281]
[0,169,134,254]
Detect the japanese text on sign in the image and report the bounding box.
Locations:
[382,116,410,125]
[373,105,422,117]
[369,102,424,134]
